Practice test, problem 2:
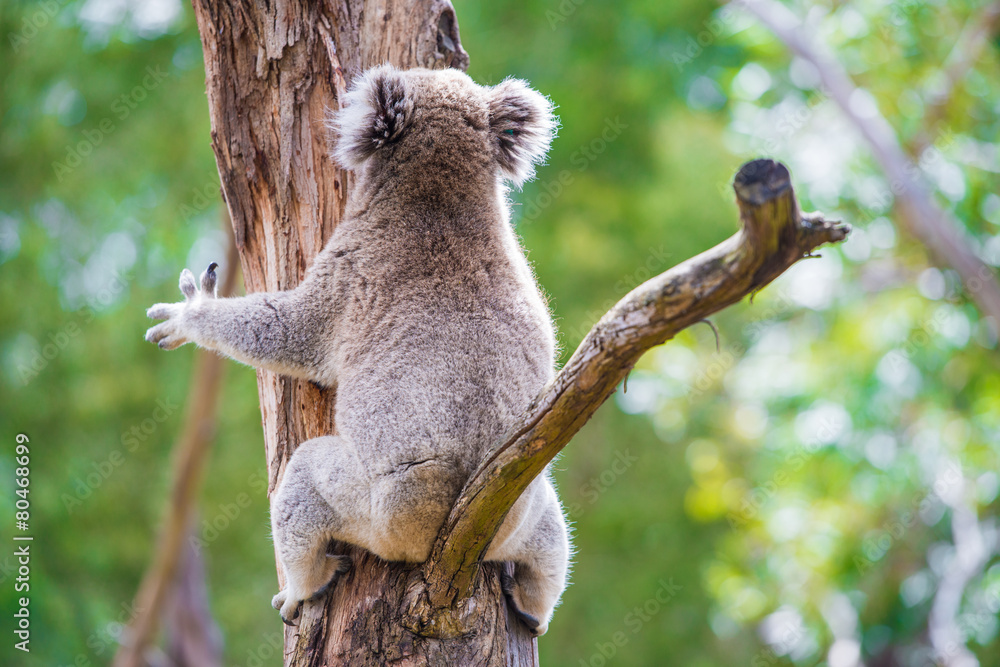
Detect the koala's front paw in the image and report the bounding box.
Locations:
[145,263,219,350]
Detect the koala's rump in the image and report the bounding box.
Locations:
[365,458,461,561]
[331,308,551,559]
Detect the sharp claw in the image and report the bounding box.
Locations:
[280,603,301,626]
[200,262,219,298]
[514,607,540,632]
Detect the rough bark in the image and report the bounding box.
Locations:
[188,2,848,665]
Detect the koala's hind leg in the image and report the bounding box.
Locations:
[270,436,370,625]
[488,475,570,637]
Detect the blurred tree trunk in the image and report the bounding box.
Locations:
[188,2,538,665]
[162,525,224,667]
[113,221,238,667]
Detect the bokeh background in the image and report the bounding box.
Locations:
[2,0,1000,665]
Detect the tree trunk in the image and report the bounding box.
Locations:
[188,1,537,664]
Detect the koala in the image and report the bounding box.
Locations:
[145,65,571,636]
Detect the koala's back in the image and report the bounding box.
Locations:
[328,204,555,481]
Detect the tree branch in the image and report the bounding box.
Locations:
[736,0,1000,327]
[404,159,849,629]
[928,468,991,667]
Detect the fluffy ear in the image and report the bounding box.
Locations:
[488,79,557,187]
[330,65,414,169]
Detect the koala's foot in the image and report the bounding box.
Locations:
[145,263,219,349]
[501,571,547,637]
[270,589,301,626]
[272,554,351,626]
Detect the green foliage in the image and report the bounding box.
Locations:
[1,0,998,665]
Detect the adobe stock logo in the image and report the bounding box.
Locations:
[6,0,66,53]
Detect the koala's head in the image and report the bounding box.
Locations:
[331,65,556,189]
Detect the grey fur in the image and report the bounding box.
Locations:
[146,65,570,635]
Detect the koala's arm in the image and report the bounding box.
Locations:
[145,265,332,382]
